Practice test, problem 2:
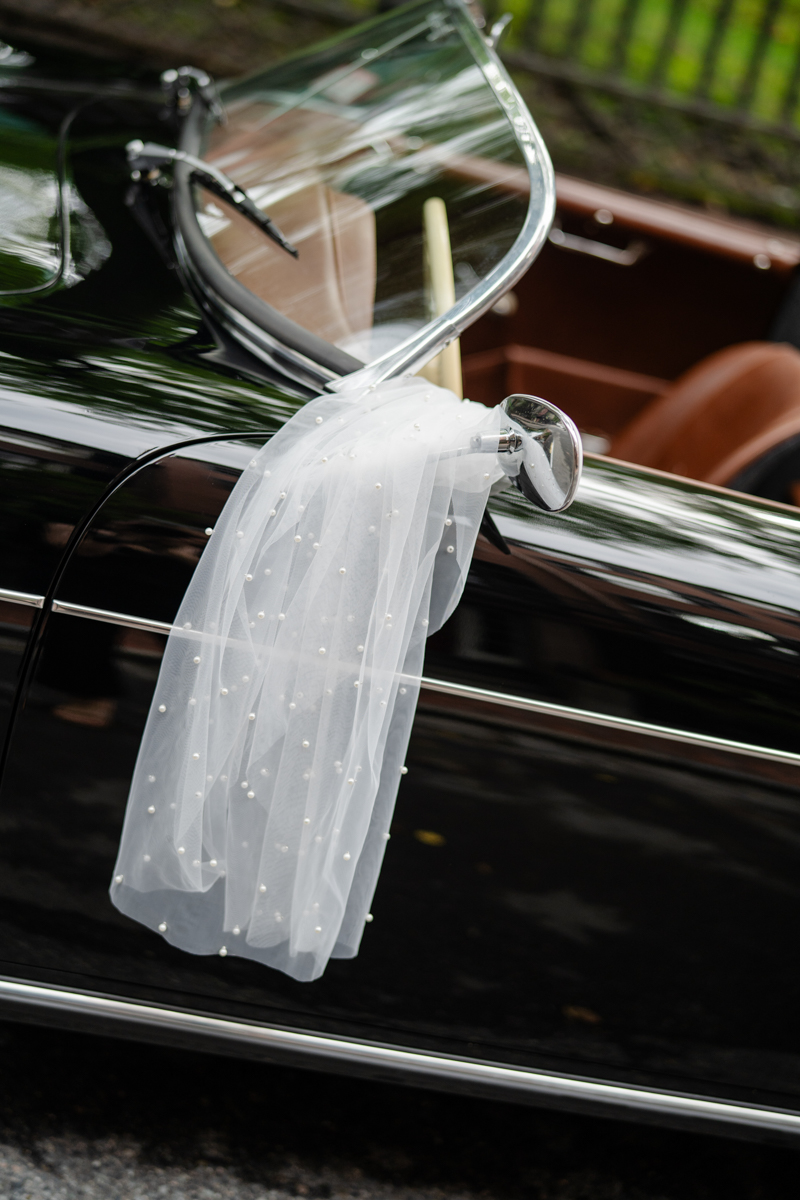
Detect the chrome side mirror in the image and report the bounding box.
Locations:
[499,394,582,513]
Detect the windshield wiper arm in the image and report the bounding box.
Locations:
[126,140,299,259]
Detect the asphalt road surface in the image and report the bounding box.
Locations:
[0,1020,798,1200]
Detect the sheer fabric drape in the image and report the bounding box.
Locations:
[111,377,504,980]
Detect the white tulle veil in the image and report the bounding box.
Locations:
[110,376,507,980]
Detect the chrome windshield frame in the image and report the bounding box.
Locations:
[333,0,556,391]
[173,0,556,393]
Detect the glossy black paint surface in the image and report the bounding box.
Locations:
[431,466,800,754]
[5,672,800,1112]
[3,48,800,1123]
[0,605,30,749]
[1,433,800,1114]
[0,335,295,740]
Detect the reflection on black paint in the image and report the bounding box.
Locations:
[0,603,32,745]
[0,428,125,743]
[4,656,800,1105]
[2,444,800,1110]
[39,449,251,710]
[0,429,122,597]
[2,80,800,1122]
[427,462,800,753]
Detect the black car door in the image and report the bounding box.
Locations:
[2,434,800,1118]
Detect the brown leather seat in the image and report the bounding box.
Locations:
[609,342,800,486]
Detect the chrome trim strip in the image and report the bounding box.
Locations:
[50,600,172,636]
[418,678,800,767]
[2,977,799,1134]
[28,596,800,767]
[339,0,556,390]
[0,589,44,609]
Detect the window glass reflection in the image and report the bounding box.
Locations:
[199,0,534,363]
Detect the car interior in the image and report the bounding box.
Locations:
[191,0,800,513]
[202,122,800,507]
[460,173,800,506]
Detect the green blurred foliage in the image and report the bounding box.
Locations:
[3,0,798,226]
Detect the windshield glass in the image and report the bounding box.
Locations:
[196,0,548,369]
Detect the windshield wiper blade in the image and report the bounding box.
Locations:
[126,140,299,259]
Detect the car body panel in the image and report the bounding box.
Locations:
[3,20,800,1137]
[1,421,800,1122]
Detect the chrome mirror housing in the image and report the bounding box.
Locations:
[499,394,583,513]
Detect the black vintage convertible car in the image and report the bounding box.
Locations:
[4,0,800,1139]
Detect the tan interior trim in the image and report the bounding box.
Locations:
[502,343,667,394]
[440,152,800,271]
[463,343,668,397]
[555,174,800,273]
[461,343,668,435]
